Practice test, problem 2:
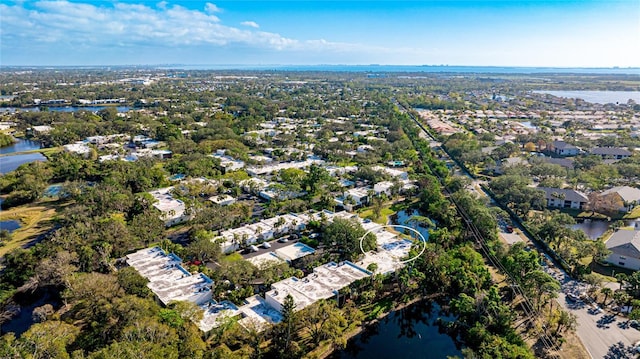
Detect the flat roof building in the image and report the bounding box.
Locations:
[264,261,370,312]
[125,247,213,306]
[149,187,190,227]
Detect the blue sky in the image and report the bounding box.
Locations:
[1,0,638,67]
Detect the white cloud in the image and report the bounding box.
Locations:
[0,1,315,49]
[0,0,398,64]
[205,3,221,14]
[241,21,260,29]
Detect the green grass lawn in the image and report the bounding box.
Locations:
[359,207,395,224]
[623,206,640,219]
[221,252,244,262]
[0,199,65,257]
[577,211,609,219]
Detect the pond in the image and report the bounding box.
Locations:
[571,220,612,240]
[571,219,640,240]
[0,152,47,174]
[0,220,21,233]
[330,301,462,359]
[0,138,41,155]
[390,208,431,241]
[0,290,62,337]
[44,184,63,197]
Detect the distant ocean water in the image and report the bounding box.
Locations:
[156,64,640,75]
[533,90,640,104]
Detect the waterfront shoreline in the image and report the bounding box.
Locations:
[313,294,443,359]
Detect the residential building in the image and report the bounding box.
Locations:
[550,141,580,156]
[343,187,370,207]
[212,152,245,173]
[215,213,308,253]
[538,187,588,210]
[599,186,640,213]
[208,194,236,206]
[371,166,409,180]
[246,157,325,176]
[63,142,91,156]
[125,247,213,306]
[605,230,640,270]
[264,261,370,312]
[590,147,632,160]
[149,187,190,227]
[373,181,394,196]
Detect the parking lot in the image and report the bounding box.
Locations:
[241,235,303,260]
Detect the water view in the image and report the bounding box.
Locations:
[162,65,640,75]
[0,290,62,337]
[0,153,47,174]
[392,208,432,241]
[330,301,462,359]
[0,138,41,155]
[571,219,640,240]
[0,106,130,113]
[533,90,640,104]
[0,220,21,233]
[571,220,611,240]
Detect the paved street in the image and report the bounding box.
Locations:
[405,104,640,358]
[543,262,640,358]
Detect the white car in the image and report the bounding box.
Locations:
[262,242,271,249]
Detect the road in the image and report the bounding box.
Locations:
[397,101,639,358]
[540,262,640,358]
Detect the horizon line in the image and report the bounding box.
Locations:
[2,64,639,69]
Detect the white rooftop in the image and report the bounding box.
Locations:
[126,247,213,306]
[149,187,188,224]
[198,300,240,332]
[247,252,286,267]
[274,242,316,262]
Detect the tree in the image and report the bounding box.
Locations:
[270,295,300,359]
[600,287,613,306]
[300,300,348,348]
[18,321,80,359]
[184,231,221,264]
[553,310,577,336]
[615,273,628,290]
[322,217,376,261]
[524,142,536,152]
[117,267,151,298]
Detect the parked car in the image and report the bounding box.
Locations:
[262,242,271,249]
[588,305,603,314]
[566,293,580,302]
[277,237,288,243]
[505,225,514,233]
[249,245,259,252]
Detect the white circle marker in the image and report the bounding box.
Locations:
[359,224,428,264]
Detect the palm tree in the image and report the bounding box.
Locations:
[601,287,613,306]
[615,273,628,290]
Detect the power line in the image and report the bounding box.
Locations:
[396,101,562,353]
